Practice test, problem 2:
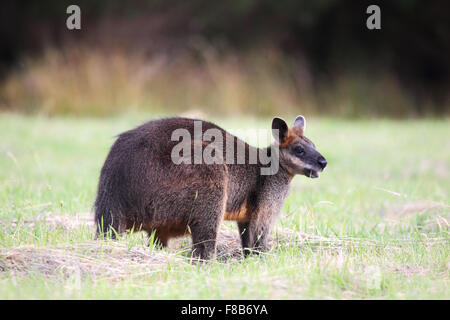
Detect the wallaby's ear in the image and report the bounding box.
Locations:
[293,115,306,132]
[272,117,289,144]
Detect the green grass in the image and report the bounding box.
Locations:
[0,112,448,299]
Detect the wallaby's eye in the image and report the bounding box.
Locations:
[294,147,305,156]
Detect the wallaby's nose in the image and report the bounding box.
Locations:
[318,157,327,169]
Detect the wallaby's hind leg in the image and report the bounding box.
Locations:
[189,191,226,261]
[190,222,219,261]
[238,219,272,257]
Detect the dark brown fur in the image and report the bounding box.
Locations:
[94,116,326,260]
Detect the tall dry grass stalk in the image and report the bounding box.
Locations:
[0,46,419,117]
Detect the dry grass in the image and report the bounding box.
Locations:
[0,212,244,281]
[0,242,184,282]
[1,212,447,283]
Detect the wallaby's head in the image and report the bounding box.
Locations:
[272,115,327,178]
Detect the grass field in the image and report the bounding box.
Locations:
[0,112,448,299]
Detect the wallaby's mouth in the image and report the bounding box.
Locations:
[304,168,319,179]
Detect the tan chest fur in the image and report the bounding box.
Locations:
[224,202,249,222]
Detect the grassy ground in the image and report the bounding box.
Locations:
[0,112,448,299]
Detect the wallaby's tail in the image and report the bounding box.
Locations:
[94,179,121,239]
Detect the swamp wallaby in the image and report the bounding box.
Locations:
[94,115,327,259]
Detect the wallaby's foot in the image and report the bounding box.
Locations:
[190,226,218,262]
[190,239,217,261]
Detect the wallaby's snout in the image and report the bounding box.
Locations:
[307,153,327,179]
[318,155,327,170]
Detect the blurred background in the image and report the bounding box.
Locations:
[0,0,449,118]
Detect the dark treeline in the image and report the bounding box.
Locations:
[1,0,449,115]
